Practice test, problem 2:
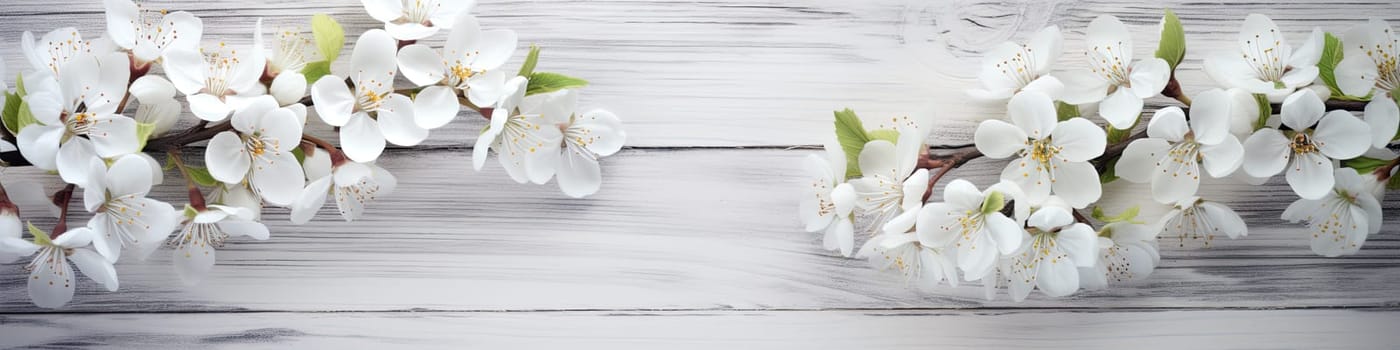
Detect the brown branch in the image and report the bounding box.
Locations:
[143,121,234,153]
[48,184,76,238]
[916,145,984,202]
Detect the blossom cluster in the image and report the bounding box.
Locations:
[0,0,626,308]
[803,12,1398,301]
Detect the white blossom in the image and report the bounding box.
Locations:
[1242,90,1370,199]
[311,29,428,162]
[103,0,203,65]
[398,12,517,111]
[17,52,135,184]
[2,225,117,309]
[967,26,1065,103]
[801,140,855,256]
[361,0,475,41]
[1204,14,1323,98]
[164,19,268,122]
[472,76,564,184]
[168,205,269,285]
[1282,167,1384,257]
[1158,196,1248,248]
[975,91,1106,208]
[1114,90,1245,203]
[82,155,179,262]
[1059,15,1171,129]
[205,97,305,206]
[1335,20,1400,148]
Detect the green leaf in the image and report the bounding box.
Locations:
[834,109,870,179]
[292,146,306,164]
[1253,93,1272,130]
[525,72,588,96]
[182,204,200,219]
[1,92,22,134]
[980,191,1006,215]
[866,129,900,144]
[7,99,40,135]
[1092,205,1141,224]
[311,14,345,62]
[1343,156,1392,174]
[14,73,26,97]
[184,166,221,187]
[162,153,178,171]
[27,221,51,246]
[1389,173,1400,190]
[134,122,157,150]
[1317,32,1349,98]
[302,60,333,85]
[1099,156,1120,184]
[1155,9,1186,72]
[1055,101,1080,122]
[517,44,541,77]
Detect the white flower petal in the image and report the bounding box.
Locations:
[1286,152,1334,200]
[1200,201,1248,239]
[1008,91,1058,139]
[28,249,75,308]
[341,114,386,162]
[104,0,138,49]
[396,44,446,87]
[1128,58,1170,98]
[1051,159,1101,209]
[1034,250,1080,297]
[1333,54,1378,97]
[1115,138,1170,183]
[162,49,208,95]
[173,234,216,286]
[56,138,97,186]
[1050,118,1106,162]
[351,29,399,83]
[129,75,176,102]
[251,153,305,206]
[557,146,603,198]
[1241,128,1291,178]
[985,213,1023,255]
[17,125,64,170]
[1187,89,1232,145]
[857,140,897,178]
[1146,106,1188,142]
[291,176,333,224]
[377,94,429,146]
[1364,98,1400,148]
[69,248,117,292]
[1199,135,1244,178]
[270,72,308,107]
[916,203,960,248]
[474,29,518,70]
[311,76,355,127]
[973,119,1026,159]
[1281,89,1325,130]
[206,131,252,184]
[360,0,404,22]
[386,22,439,41]
[1087,15,1133,62]
[188,94,233,122]
[577,109,627,157]
[413,86,461,129]
[1313,110,1371,160]
[1002,156,1051,205]
[1099,88,1145,129]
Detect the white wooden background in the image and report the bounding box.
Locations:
[2,0,1400,348]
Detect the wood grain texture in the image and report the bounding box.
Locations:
[0,0,1396,147]
[1,149,1398,313]
[4,310,1399,349]
[3,0,1400,346]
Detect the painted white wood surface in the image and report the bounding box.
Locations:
[4,310,1399,349]
[1,0,1399,347]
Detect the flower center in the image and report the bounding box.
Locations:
[245,135,273,157]
[201,43,242,97]
[40,30,92,75]
[1087,41,1131,85]
[356,86,389,113]
[1360,28,1400,92]
[994,45,1040,89]
[271,28,311,74]
[131,3,183,56]
[401,0,440,24]
[1243,29,1286,82]
[1159,140,1202,181]
[809,179,834,216]
[64,112,96,136]
[1290,132,1318,154]
[1026,138,1060,164]
[168,222,228,253]
[448,63,477,87]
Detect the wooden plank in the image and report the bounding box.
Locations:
[3,309,1399,349]
[0,0,1396,147]
[1,149,1397,312]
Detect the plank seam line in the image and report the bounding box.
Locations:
[5,305,1400,315]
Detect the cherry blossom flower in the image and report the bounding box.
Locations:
[997,200,1097,301]
[1158,196,1248,248]
[1080,221,1160,290]
[975,91,1106,208]
[263,24,313,108]
[1242,90,1370,199]
[1204,14,1323,99]
[164,19,267,122]
[311,29,428,162]
[849,125,928,235]
[103,0,203,66]
[1059,15,1171,129]
[361,0,475,41]
[17,52,135,184]
[967,26,1065,102]
[21,28,106,77]
[472,76,564,184]
[128,75,182,138]
[205,97,305,206]
[1282,167,1384,257]
[801,141,855,256]
[3,225,117,309]
[290,148,398,224]
[82,156,179,262]
[1114,90,1246,204]
[1335,20,1400,148]
[518,89,628,198]
[398,12,517,110]
[915,179,1025,281]
[856,229,959,289]
[167,205,268,286]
